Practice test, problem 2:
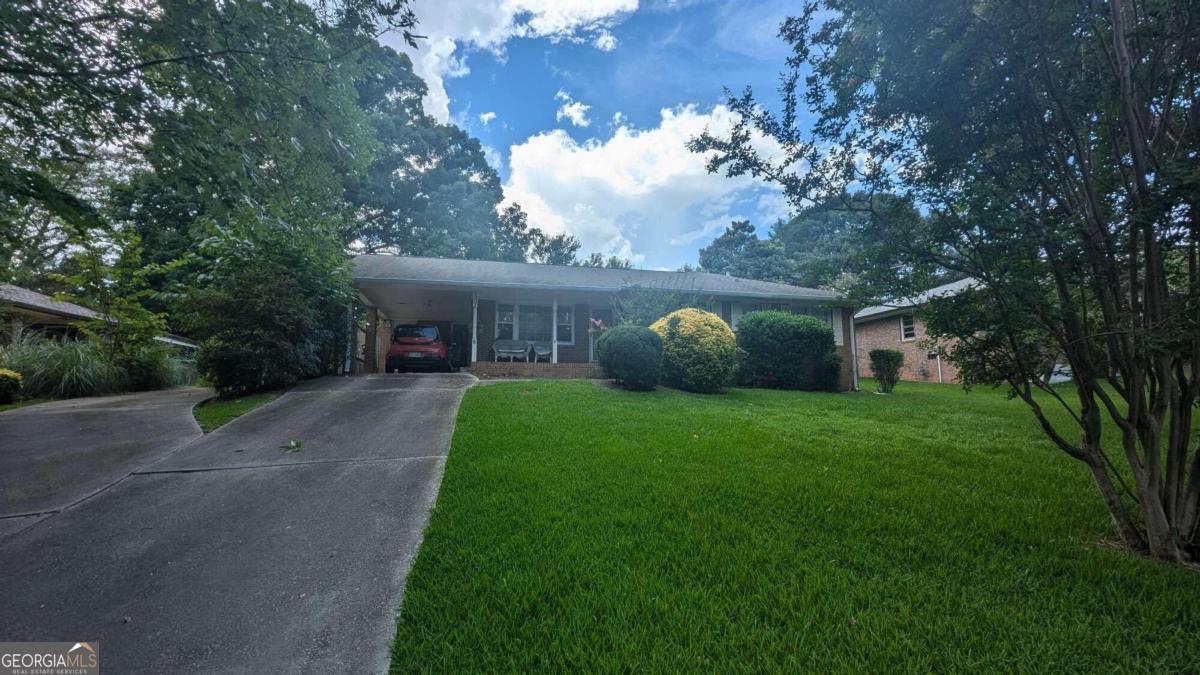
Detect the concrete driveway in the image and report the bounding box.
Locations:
[0,373,474,673]
[0,388,210,536]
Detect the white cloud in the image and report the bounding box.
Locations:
[386,1,637,121]
[503,105,791,267]
[479,111,497,125]
[554,90,591,128]
[594,29,618,51]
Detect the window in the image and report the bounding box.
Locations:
[519,305,552,342]
[496,304,515,340]
[557,308,573,344]
[900,315,916,341]
[494,303,574,344]
[797,306,833,324]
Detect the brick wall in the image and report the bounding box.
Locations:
[467,362,603,379]
[854,313,959,383]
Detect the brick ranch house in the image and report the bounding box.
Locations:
[853,278,975,384]
[352,255,860,391]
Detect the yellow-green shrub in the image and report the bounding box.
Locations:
[649,308,735,393]
[0,368,22,404]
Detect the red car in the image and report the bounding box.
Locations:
[386,324,452,373]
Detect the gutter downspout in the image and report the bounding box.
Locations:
[849,307,859,391]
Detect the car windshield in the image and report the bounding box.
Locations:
[394,325,438,340]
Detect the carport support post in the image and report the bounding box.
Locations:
[551,296,558,364]
[470,291,478,363]
[364,306,379,374]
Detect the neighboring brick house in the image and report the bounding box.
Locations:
[854,278,974,384]
[353,255,860,390]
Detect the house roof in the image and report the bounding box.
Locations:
[0,283,98,321]
[352,255,844,302]
[854,277,976,321]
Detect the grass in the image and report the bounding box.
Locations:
[0,398,49,414]
[192,392,278,432]
[391,379,1200,672]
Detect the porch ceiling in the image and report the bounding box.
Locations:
[357,283,473,323]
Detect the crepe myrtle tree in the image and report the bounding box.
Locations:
[690,0,1200,561]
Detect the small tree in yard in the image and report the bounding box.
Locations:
[690,1,1200,561]
[869,349,903,395]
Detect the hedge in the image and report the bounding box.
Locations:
[736,310,842,390]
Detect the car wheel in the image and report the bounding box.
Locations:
[386,365,397,374]
[441,359,452,373]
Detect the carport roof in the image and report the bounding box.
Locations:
[352,255,844,302]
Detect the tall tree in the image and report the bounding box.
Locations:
[691,1,1200,561]
[529,232,582,265]
[347,43,520,259]
[0,0,417,232]
[698,220,796,283]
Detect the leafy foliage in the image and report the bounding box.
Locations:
[692,0,1200,561]
[736,311,840,390]
[182,216,352,395]
[613,285,715,327]
[595,326,663,391]
[650,308,735,393]
[869,349,903,394]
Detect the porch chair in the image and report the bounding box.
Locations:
[492,339,530,362]
[530,341,553,362]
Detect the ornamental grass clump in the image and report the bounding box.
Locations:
[649,308,735,393]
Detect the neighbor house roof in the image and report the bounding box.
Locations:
[854,277,976,321]
[0,283,98,321]
[353,255,844,302]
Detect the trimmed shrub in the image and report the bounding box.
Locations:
[736,311,842,391]
[595,325,663,390]
[0,368,21,404]
[870,348,904,393]
[649,308,736,393]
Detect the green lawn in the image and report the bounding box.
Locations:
[192,392,277,432]
[391,379,1200,672]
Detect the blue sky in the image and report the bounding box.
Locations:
[385,0,807,269]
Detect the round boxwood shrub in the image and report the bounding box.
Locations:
[736,311,842,391]
[0,368,22,404]
[649,308,735,393]
[869,348,904,393]
[595,325,663,391]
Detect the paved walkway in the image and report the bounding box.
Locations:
[0,374,475,673]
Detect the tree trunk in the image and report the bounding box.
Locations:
[1086,457,1147,554]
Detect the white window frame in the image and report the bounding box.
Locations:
[900,315,917,341]
[494,302,575,345]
